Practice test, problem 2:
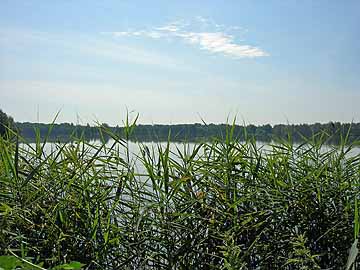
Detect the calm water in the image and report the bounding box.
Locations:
[25,139,360,161]
[20,140,360,196]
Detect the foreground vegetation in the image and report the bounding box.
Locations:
[1,120,360,269]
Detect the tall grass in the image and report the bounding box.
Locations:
[1,121,360,269]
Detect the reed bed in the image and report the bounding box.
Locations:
[1,123,360,269]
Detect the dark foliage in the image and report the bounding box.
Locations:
[0,109,15,137]
[15,121,360,144]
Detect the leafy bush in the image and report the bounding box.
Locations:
[0,255,84,270]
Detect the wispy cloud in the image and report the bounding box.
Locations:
[103,18,269,59]
[175,32,267,58]
[0,28,196,71]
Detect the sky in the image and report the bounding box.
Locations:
[0,0,359,126]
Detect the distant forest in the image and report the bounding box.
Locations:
[1,109,359,143]
[15,121,360,144]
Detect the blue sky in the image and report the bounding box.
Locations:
[0,0,359,125]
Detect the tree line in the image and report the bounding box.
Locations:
[14,121,360,144]
[1,109,360,143]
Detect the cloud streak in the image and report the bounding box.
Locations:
[176,32,267,58]
[0,28,198,71]
[104,19,269,59]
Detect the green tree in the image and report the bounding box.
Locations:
[0,109,15,137]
